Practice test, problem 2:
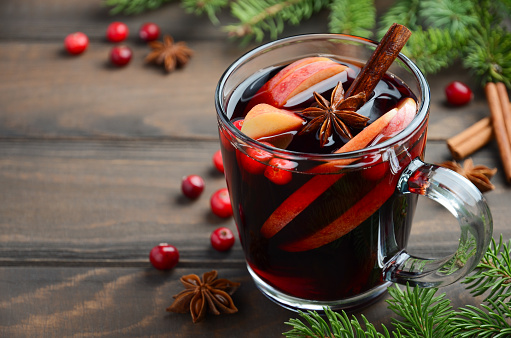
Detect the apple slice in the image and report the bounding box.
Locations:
[250,57,348,109]
[259,98,417,238]
[241,103,304,147]
[279,171,399,252]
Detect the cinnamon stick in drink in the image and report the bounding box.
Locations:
[447,117,493,160]
[485,82,511,182]
[345,23,411,100]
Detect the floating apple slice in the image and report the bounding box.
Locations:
[259,98,417,239]
[241,103,304,148]
[279,171,399,252]
[249,57,348,109]
[280,125,425,252]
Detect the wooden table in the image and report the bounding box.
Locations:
[1,1,509,336]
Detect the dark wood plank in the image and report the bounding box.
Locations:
[0,0,225,41]
[1,139,508,265]
[0,2,494,142]
[0,40,491,141]
[0,266,489,337]
[0,139,247,265]
[0,41,244,140]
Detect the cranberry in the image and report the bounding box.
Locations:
[213,150,224,174]
[64,32,89,55]
[264,158,294,185]
[106,21,129,42]
[181,174,205,199]
[109,45,132,66]
[239,142,273,175]
[149,243,179,270]
[139,22,160,42]
[445,81,473,106]
[210,188,233,218]
[233,119,244,130]
[210,227,235,251]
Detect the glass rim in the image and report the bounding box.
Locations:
[215,33,430,161]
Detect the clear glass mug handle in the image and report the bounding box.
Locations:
[384,158,493,287]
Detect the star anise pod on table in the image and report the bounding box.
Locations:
[438,158,497,193]
[166,270,240,323]
[145,35,193,73]
[298,82,370,147]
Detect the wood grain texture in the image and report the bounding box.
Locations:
[1,0,510,336]
[0,267,489,338]
[1,140,508,265]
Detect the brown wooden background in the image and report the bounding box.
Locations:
[1,1,510,337]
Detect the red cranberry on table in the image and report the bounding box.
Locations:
[181,174,205,199]
[64,32,89,55]
[210,188,233,218]
[213,150,224,174]
[445,81,473,106]
[149,243,179,270]
[139,22,160,42]
[109,45,132,66]
[106,21,129,42]
[210,227,235,251]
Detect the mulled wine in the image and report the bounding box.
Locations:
[219,59,427,302]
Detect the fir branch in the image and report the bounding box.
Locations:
[181,0,228,25]
[377,0,421,39]
[223,0,330,44]
[284,234,511,337]
[283,307,391,338]
[418,0,479,35]
[103,0,174,14]
[450,302,511,337]
[463,26,511,87]
[401,27,461,75]
[462,236,511,306]
[328,0,375,38]
[386,284,457,337]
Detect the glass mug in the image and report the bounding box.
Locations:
[214,34,493,311]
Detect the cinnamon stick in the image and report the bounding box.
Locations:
[345,23,412,100]
[497,82,511,146]
[485,82,511,182]
[447,117,493,160]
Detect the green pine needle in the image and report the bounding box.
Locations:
[103,0,174,14]
[223,0,330,45]
[419,0,479,35]
[284,235,511,337]
[283,307,391,338]
[328,0,375,38]
[181,0,229,25]
[462,235,511,305]
[463,26,511,87]
[401,27,461,75]
[387,284,457,337]
[377,0,421,39]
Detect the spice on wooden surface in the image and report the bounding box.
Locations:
[446,117,493,160]
[166,270,240,323]
[485,82,511,182]
[145,35,193,73]
[438,158,497,193]
[345,23,412,100]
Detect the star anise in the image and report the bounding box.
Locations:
[166,270,240,323]
[145,35,193,72]
[298,82,370,147]
[438,158,497,193]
